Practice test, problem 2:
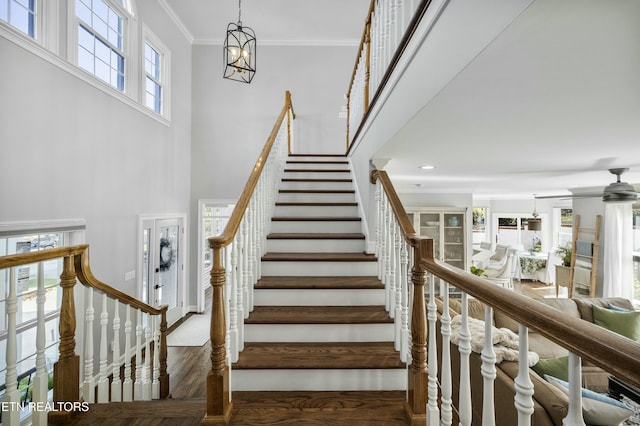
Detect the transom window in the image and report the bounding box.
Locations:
[76,0,125,91]
[0,0,35,37]
[144,42,162,113]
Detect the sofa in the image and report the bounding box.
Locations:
[435,296,635,425]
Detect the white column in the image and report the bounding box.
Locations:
[440,281,453,425]
[3,267,20,425]
[133,309,143,400]
[564,353,586,426]
[144,314,153,400]
[152,315,160,399]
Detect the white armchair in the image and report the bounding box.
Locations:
[486,244,510,270]
[484,254,514,289]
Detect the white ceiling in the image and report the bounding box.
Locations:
[162,0,370,45]
[164,0,640,201]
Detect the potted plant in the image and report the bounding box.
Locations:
[555,244,572,288]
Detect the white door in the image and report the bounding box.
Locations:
[141,217,184,325]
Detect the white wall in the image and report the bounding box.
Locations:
[0,5,192,299]
[189,43,358,304]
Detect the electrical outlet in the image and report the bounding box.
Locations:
[125,270,136,281]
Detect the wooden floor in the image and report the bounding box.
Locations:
[67,279,558,424]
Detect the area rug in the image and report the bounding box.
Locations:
[166,313,210,347]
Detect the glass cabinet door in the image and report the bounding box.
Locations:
[443,213,465,269]
[419,213,441,259]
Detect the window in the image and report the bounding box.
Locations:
[0,0,35,37]
[76,0,125,91]
[144,42,162,113]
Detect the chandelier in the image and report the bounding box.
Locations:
[223,0,256,83]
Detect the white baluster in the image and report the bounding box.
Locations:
[426,273,440,424]
[83,288,95,403]
[248,200,256,312]
[391,0,398,50]
[515,324,534,425]
[388,214,397,320]
[229,237,240,362]
[394,221,403,351]
[458,293,472,426]
[376,180,383,280]
[152,315,160,399]
[481,305,496,425]
[440,281,453,425]
[236,232,245,352]
[97,292,109,402]
[3,267,20,425]
[397,0,405,38]
[122,305,133,401]
[241,215,250,318]
[32,263,48,425]
[399,239,410,362]
[111,299,122,402]
[565,353,586,425]
[144,313,152,400]
[134,309,143,400]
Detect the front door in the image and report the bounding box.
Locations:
[141,217,184,326]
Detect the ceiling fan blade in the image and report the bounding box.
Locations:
[535,192,603,200]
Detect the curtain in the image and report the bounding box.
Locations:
[603,203,633,299]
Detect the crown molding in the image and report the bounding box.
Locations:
[158,0,194,43]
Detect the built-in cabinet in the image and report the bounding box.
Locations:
[407,208,467,271]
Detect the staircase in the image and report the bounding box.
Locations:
[234,154,405,391]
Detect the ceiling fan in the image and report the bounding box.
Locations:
[536,168,639,203]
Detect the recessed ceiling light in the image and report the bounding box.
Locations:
[419,165,435,170]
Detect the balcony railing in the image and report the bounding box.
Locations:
[0,245,168,425]
[372,168,640,424]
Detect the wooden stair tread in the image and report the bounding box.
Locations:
[279,189,355,193]
[286,160,349,165]
[275,202,358,206]
[282,178,352,182]
[256,276,383,289]
[271,216,361,221]
[267,233,365,240]
[231,391,408,425]
[245,305,392,324]
[284,169,350,173]
[262,252,376,262]
[234,342,405,369]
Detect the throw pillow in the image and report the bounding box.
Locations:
[531,356,568,382]
[592,304,640,341]
[608,303,631,312]
[544,375,633,425]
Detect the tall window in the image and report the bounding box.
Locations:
[76,0,125,91]
[0,0,35,37]
[144,42,162,113]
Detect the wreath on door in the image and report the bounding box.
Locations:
[159,237,175,271]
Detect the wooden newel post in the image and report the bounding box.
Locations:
[406,238,431,423]
[50,255,80,422]
[159,309,170,398]
[203,243,233,425]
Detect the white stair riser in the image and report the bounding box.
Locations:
[285,162,349,171]
[288,156,347,162]
[278,192,356,203]
[283,171,351,180]
[270,220,362,234]
[280,181,353,191]
[254,288,384,306]
[261,261,377,276]
[274,204,359,217]
[266,239,364,253]
[231,369,406,391]
[244,323,393,342]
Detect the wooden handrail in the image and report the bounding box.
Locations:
[346,0,434,153]
[371,169,416,244]
[208,90,295,249]
[346,0,375,98]
[419,257,640,389]
[373,166,640,392]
